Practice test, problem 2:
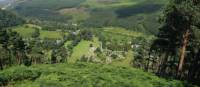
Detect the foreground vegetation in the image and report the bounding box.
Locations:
[0,62,187,87]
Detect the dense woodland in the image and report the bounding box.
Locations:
[133,0,200,85]
[0,0,200,86]
[11,0,166,35]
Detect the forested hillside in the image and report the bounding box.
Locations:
[0,0,200,87]
[0,9,24,27]
[11,0,167,34]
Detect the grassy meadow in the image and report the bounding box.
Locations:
[12,24,68,39]
[68,37,100,63]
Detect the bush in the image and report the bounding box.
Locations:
[0,63,189,87]
[0,66,41,86]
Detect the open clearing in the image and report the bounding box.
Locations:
[58,7,90,22]
[12,24,68,39]
[68,37,100,63]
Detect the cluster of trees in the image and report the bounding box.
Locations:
[27,29,71,64]
[0,9,25,28]
[27,19,79,31]
[0,28,71,68]
[0,29,27,69]
[0,10,71,69]
[132,37,153,69]
[0,8,100,69]
[0,10,26,69]
[68,29,93,43]
[95,31,131,52]
[133,0,200,85]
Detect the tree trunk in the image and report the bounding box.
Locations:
[16,52,19,64]
[0,59,3,70]
[16,51,21,64]
[158,52,169,76]
[177,29,190,78]
[8,50,12,66]
[145,53,151,72]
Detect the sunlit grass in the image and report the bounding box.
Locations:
[68,37,100,63]
[12,24,68,39]
[81,0,145,8]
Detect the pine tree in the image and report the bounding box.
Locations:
[150,0,200,79]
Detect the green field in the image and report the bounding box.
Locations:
[64,41,72,48]
[111,50,134,67]
[103,27,155,40]
[82,0,167,9]
[81,0,144,8]
[12,24,68,39]
[103,27,144,37]
[0,62,184,87]
[12,25,36,38]
[82,0,138,8]
[40,30,65,39]
[15,0,85,10]
[97,27,154,44]
[68,37,100,63]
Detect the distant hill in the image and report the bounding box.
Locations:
[0,9,24,28]
[10,0,168,34]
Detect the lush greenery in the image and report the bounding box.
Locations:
[0,9,25,28]
[12,24,68,39]
[132,0,200,86]
[11,0,167,34]
[0,0,200,86]
[0,62,187,87]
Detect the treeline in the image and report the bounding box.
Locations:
[0,9,95,69]
[133,0,200,86]
[0,10,25,69]
[0,9,25,28]
[12,0,163,35]
[0,29,94,69]
[0,10,68,69]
